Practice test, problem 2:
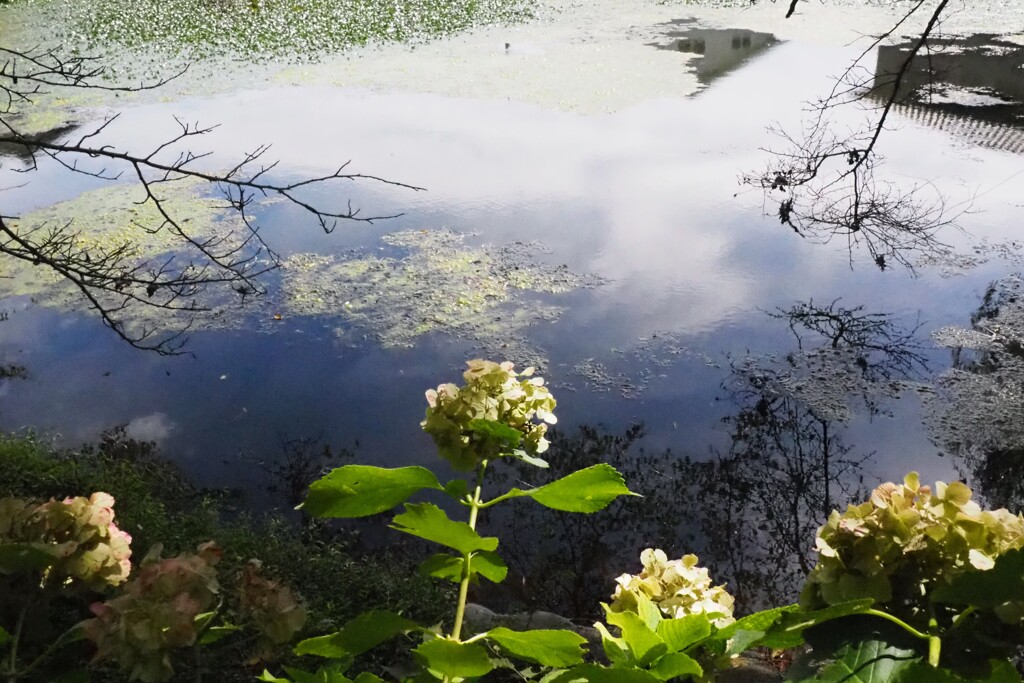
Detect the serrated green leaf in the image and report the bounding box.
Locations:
[468,418,522,448]
[550,664,662,683]
[501,464,637,513]
[303,466,442,518]
[0,543,58,574]
[487,627,587,667]
[391,503,499,554]
[788,638,918,683]
[294,611,417,658]
[414,638,493,679]
[649,652,703,681]
[656,614,711,653]
[934,548,1024,608]
[419,550,508,584]
[606,610,668,667]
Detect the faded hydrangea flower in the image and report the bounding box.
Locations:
[238,559,308,662]
[0,492,133,590]
[82,543,222,683]
[610,549,735,628]
[421,359,557,470]
[802,472,1024,624]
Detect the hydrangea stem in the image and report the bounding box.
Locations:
[928,617,941,668]
[451,460,487,642]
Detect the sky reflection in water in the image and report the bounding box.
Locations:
[1,33,1023,508]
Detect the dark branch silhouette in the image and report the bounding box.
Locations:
[743,0,964,271]
[0,45,422,353]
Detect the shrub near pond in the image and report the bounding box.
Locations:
[0,432,451,682]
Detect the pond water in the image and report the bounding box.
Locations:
[2,0,1024,608]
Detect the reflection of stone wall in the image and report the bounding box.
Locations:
[875,40,1024,104]
[871,37,1024,154]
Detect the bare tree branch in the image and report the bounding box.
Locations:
[0,45,423,353]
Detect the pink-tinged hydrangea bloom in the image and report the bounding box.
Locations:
[0,492,133,589]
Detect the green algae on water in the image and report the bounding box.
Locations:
[282,229,604,368]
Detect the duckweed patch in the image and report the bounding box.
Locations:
[281,229,604,368]
[41,0,536,60]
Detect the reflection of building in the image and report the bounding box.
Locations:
[871,35,1024,154]
[650,21,779,87]
[0,124,78,164]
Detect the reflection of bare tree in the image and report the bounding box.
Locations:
[929,275,1024,511]
[743,0,964,271]
[687,301,930,610]
[769,299,929,384]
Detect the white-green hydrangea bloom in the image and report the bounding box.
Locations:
[421,359,556,470]
[610,548,735,627]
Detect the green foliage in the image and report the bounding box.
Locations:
[264,360,637,683]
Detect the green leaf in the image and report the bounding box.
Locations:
[282,665,352,683]
[715,605,795,642]
[725,629,766,657]
[468,418,522,448]
[764,600,874,649]
[502,464,637,513]
[443,478,469,502]
[649,652,703,681]
[419,551,508,584]
[511,449,550,468]
[788,638,918,683]
[294,611,417,658]
[595,622,630,666]
[352,675,386,683]
[487,627,587,667]
[414,638,494,679]
[258,671,293,683]
[303,466,442,518]
[550,664,662,683]
[634,593,663,633]
[934,548,1024,608]
[656,614,711,653]
[0,626,9,647]
[200,624,241,645]
[390,503,498,554]
[898,661,1022,683]
[0,543,58,573]
[605,610,667,667]
[47,671,89,683]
